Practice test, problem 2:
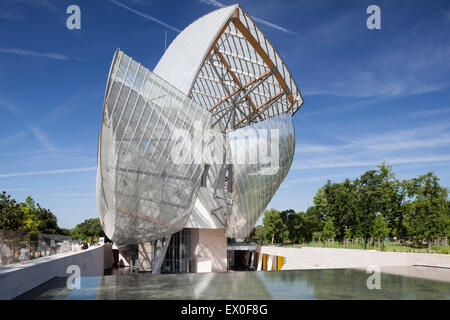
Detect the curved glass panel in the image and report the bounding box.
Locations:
[97,50,218,244]
[225,114,295,239]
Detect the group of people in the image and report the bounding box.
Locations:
[71,241,91,252]
[0,239,96,266]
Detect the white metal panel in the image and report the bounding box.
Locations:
[153,4,239,95]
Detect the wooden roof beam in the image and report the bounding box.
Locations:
[212,46,263,120]
[234,91,284,128]
[208,69,272,112]
[231,13,293,103]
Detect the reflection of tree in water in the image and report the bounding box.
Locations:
[17,269,450,300]
[93,269,450,300]
[300,269,450,300]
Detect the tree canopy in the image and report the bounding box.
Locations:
[251,164,449,246]
[70,218,108,242]
[0,191,108,243]
[0,191,65,235]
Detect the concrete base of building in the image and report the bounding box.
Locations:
[190,228,227,273]
[136,228,227,273]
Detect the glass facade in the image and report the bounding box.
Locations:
[161,229,192,273]
[97,51,219,244]
[226,113,295,239]
[97,4,303,248]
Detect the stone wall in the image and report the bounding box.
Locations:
[258,246,450,270]
[0,244,112,300]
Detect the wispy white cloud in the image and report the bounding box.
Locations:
[198,0,223,8]
[293,155,450,170]
[198,0,220,7]
[252,17,298,35]
[2,0,59,13]
[198,0,297,35]
[299,5,450,98]
[0,167,96,178]
[407,107,450,117]
[108,0,181,33]
[3,184,93,192]
[0,131,27,145]
[0,99,57,154]
[0,48,70,61]
[297,123,450,155]
[438,5,450,21]
[28,126,57,154]
[281,173,347,188]
[294,123,450,170]
[295,143,339,154]
[0,13,25,22]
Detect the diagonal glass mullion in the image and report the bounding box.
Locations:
[115,68,149,157]
[112,62,141,137]
[109,54,131,122]
[117,84,178,216]
[115,74,170,206]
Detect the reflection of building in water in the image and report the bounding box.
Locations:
[94,272,273,300]
[15,268,450,300]
[96,4,304,274]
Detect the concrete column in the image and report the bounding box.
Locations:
[152,235,171,274]
[250,251,255,269]
[267,255,274,271]
[257,252,263,271]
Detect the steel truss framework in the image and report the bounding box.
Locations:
[190,7,303,130]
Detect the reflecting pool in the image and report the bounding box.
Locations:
[17,267,450,300]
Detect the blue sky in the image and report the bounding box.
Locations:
[0,0,449,228]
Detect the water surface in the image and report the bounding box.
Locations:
[17,267,450,300]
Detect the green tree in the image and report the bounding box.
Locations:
[253,225,265,243]
[354,163,397,242]
[389,179,409,239]
[404,172,449,249]
[0,191,24,231]
[344,225,352,240]
[322,219,336,240]
[35,207,62,234]
[17,196,63,234]
[19,196,41,234]
[262,208,287,244]
[282,210,303,244]
[304,206,323,236]
[71,218,107,243]
[246,225,264,243]
[371,214,390,245]
[322,179,360,241]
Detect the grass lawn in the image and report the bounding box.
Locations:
[281,241,449,254]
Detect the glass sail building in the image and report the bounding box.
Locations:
[96,4,303,273]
